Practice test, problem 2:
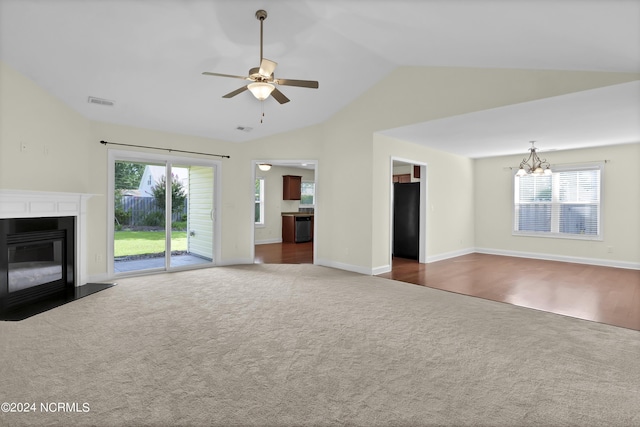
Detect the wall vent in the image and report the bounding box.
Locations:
[88,96,115,107]
[236,126,253,132]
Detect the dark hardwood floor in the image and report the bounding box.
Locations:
[254,241,313,264]
[378,254,640,331]
[254,243,640,331]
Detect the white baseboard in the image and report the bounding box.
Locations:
[426,247,475,263]
[372,264,391,275]
[217,258,255,267]
[316,258,372,275]
[475,247,640,270]
[255,238,282,245]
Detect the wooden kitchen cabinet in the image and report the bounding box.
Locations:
[393,174,411,183]
[282,216,295,243]
[283,175,302,200]
[282,214,314,243]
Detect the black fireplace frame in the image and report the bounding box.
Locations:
[0,216,75,309]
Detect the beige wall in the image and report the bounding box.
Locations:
[372,135,475,271]
[321,66,639,272]
[474,143,640,267]
[2,59,639,280]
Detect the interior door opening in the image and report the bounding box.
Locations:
[252,160,317,265]
[391,159,427,266]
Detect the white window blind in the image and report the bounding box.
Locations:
[513,163,602,239]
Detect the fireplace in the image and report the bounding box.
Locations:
[1,217,75,309]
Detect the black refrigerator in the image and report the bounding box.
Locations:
[393,182,420,260]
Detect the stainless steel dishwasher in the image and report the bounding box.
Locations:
[294,216,312,243]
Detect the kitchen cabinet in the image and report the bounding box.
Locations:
[393,174,411,183]
[282,214,314,243]
[283,175,302,200]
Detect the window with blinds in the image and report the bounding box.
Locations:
[255,178,265,225]
[513,163,602,239]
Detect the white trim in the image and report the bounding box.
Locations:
[299,180,316,208]
[108,149,221,278]
[218,258,254,266]
[0,189,95,287]
[372,264,391,275]
[254,176,265,226]
[251,159,319,266]
[475,247,640,270]
[389,157,428,266]
[512,161,604,240]
[255,238,283,245]
[426,247,475,263]
[316,258,372,275]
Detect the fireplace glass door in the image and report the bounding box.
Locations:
[8,239,64,293]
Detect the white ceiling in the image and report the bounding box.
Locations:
[1,0,639,157]
[381,80,640,158]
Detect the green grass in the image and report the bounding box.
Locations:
[114,231,187,257]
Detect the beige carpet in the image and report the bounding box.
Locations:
[1,264,639,426]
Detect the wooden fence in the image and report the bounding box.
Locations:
[117,196,187,226]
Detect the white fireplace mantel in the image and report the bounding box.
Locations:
[0,189,96,287]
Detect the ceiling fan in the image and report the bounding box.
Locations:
[202,9,319,104]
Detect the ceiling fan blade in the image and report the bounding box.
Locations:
[223,85,249,98]
[271,88,290,104]
[275,78,319,89]
[203,71,250,80]
[259,58,277,77]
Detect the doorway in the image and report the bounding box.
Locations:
[108,151,220,276]
[390,158,427,265]
[252,160,317,264]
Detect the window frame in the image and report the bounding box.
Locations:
[512,162,604,241]
[299,180,316,208]
[255,177,265,226]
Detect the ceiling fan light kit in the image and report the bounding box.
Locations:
[202,9,319,109]
[248,82,275,101]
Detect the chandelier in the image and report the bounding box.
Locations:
[516,141,552,176]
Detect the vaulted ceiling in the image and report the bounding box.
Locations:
[1,0,639,157]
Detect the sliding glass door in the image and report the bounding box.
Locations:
[169,163,214,269]
[110,152,218,276]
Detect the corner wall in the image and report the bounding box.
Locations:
[372,134,475,271]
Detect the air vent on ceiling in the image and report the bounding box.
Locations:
[88,96,115,107]
[236,126,253,132]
